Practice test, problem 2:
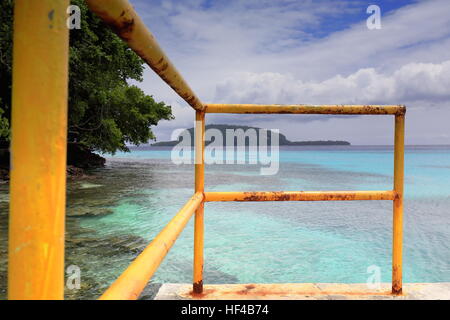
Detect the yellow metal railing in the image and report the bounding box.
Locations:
[9,0,69,300]
[8,0,405,300]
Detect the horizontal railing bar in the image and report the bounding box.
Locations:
[205,104,406,115]
[99,192,204,300]
[204,191,397,202]
[86,0,205,111]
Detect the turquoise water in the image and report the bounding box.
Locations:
[3,145,441,298]
[69,145,450,296]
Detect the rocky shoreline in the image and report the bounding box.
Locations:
[1,165,101,182]
[0,143,107,183]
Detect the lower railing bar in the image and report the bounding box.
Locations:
[204,191,396,202]
[99,192,204,300]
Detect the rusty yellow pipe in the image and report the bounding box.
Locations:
[195,112,205,192]
[99,193,203,300]
[85,0,204,111]
[8,0,69,300]
[205,104,405,115]
[205,191,397,202]
[193,111,205,294]
[392,114,405,295]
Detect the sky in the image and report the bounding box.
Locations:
[129,0,450,145]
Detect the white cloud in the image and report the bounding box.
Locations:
[214,60,450,105]
[266,0,450,81]
[129,0,450,144]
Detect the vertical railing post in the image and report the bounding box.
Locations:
[8,0,69,300]
[392,112,405,295]
[193,111,205,293]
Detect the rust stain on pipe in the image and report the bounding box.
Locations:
[193,280,203,295]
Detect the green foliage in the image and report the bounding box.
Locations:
[0,0,173,153]
[0,106,9,140]
[0,0,13,141]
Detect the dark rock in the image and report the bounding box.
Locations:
[139,283,163,300]
[67,143,105,169]
[66,165,89,180]
[0,148,9,182]
[0,143,106,182]
[0,168,8,181]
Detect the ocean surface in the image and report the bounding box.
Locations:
[0,145,449,299]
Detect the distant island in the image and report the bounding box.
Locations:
[151,124,350,146]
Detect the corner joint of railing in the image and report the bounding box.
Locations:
[396,105,406,116]
[194,192,205,201]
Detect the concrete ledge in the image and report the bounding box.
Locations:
[154,283,450,300]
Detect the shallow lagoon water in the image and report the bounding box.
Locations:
[0,145,449,299]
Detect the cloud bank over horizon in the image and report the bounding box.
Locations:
[214,60,450,105]
[130,0,450,145]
